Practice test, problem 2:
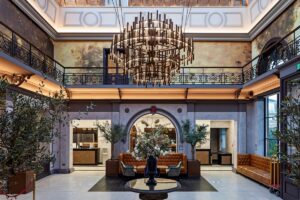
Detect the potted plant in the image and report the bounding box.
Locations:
[274,96,300,196]
[131,125,171,185]
[0,79,68,194]
[182,120,208,177]
[97,121,126,177]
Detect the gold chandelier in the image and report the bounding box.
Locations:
[110,11,194,86]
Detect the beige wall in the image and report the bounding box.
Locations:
[54,41,251,69]
[54,41,111,68]
[191,42,251,67]
[252,1,300,58]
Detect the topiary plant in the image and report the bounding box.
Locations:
[181,120,209,160]
[0,78,68,193]
[97,121,126,159]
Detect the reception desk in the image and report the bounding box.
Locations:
[73,148,100,165]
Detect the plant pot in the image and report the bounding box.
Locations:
[8,171,34,194]
[188,160,201,177]
[145,155,157,186]
[283,176,300,200]
[106,159,119,177]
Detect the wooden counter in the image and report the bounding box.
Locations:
[73,148,100,165]
[195,149,211,165]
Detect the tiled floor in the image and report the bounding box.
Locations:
[5,171,281,200]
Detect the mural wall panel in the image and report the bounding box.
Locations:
[54,41,251,69]
[252,1,300,58]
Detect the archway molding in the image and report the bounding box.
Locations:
[125,108,184,145]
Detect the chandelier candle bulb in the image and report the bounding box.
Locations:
[111,11,194,85]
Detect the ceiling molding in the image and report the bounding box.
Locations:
[11,0,296,41]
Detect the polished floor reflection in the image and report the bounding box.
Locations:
[13,171,280,200]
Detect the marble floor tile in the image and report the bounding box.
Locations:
[2,171,281,200]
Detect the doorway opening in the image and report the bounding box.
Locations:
[70,120,111,171]
[129,114,177,152]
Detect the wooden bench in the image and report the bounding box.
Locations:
[237,154,279,187]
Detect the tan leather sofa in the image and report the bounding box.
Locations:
[119,153,187,175]
[237,154,272,186]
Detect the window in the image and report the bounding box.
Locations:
[265,93,279,157]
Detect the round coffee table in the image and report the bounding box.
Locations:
[125,178,181,200]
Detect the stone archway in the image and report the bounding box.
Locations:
[125,108,183,146]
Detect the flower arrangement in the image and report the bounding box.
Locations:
[132,125,171,160]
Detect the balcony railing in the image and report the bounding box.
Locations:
[63,67,243,86]
[243,25,300,83]
[0,21,299,87]
[0,23,65,83]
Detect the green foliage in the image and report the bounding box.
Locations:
[274,96,300,184]
[97,121,126,144]
[0,79,68,187]
[182,120,209,160]
[132,125,171,160]
[97,121,126,159]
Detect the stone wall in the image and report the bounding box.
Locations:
[252,0,300,58]
[52,100,251,172]
[0,0,54,57]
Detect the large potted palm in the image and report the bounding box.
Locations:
[275,96,300,199]
[182,120,208,177]
[97,121,126,177]
[0,79,67,194]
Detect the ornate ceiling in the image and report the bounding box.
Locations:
[56,0,246,7]
[56,0,104,7]
[14,0,294,40]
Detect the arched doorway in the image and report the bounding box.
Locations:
[128,114,178,152]
[257,37,288,75]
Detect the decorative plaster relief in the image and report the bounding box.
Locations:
[224,13,243,27]
[45,0,57,22]
[37,0,47,9]
[26,0,280,34]
[64,12,83,26]
[100,12,117,26]
[34,0,58,23]
[250,0,273,23]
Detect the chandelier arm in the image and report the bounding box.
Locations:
[110,10,194,86]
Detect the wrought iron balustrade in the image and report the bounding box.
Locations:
[242,26,300,83]
[64,67,243,86]
[1,23,300,87]
[0,23,64,84]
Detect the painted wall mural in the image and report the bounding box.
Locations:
[191,42,251,67]
[54,41,111,68]
[54,41,251,70]
[252,1,300,58]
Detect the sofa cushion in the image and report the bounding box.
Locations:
[119,153,187,174]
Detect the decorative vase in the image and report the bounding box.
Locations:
[145,155,157,186]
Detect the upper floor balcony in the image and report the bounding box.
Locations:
[0,21,299,89]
